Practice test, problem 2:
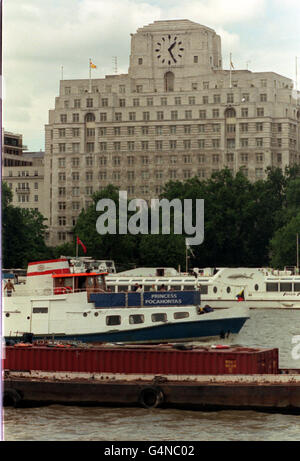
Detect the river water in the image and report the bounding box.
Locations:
[3,309,300,442]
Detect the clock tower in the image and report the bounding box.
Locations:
[128,19,222,84]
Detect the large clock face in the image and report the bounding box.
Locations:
[154,34,184,65]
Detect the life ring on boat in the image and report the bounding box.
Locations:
[54,286,72,295]
[3,389,22,407]
[139,386,164,409]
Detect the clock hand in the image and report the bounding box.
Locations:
[168,42,176,52]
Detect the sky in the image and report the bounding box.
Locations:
[2,0,300,152]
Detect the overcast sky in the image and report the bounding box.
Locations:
[2,0,300,151]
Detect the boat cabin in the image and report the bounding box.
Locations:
[52,272,107,297]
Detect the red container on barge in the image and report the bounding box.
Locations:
[3,344,279,375]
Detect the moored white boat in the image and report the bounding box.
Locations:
[3,259,249,344]
[105,266,300,309]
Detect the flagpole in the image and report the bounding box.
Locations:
[230,53,232,89]
[61,65,64,80]
[89,58,92,93]
[76,238,78,258]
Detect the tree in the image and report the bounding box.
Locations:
[2,182,49,268]
[270,212,300,268]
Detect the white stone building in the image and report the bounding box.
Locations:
[44,19,300,246]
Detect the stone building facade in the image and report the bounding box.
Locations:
[2,130,46,217]
[44,20,300,246]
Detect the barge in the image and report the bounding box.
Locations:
[3,343,300,413]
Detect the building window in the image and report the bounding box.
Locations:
[257,108,264,117]
[86,142,94,153]
[127,141,135,151]
[161,97,167,106]
[241,108,248,117]
[100,113,107,122]
[171,111,178,120]
[129,112,136,121]
[157,111,164,121]
[189,96,195,105]
[74,99,81,108]
[72,172,80,181]
[58,158,65,168]
[155,140,163,150]
[72,128,80,136]
[194,56,198,63]
[199,110,206,119]
[143,112,150,121]
[185,110,192,120]
[72,157,80,167]
[101,98,108,107]
[136,85,143,93]
[115,112,122,121]
[256,122,263,132]
[260,93,267,102]
[60,114,67,123]
[256,153,264,163]
[133,98,139,107]
[213,109,219,118]
[86,98,93,108]
[138,57,143,65]
[86,113,95,122]
[119,98,126,107]
[73,113,79,122]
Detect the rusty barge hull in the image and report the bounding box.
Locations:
[4,371,300,414]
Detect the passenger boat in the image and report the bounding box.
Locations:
[3,259,249,344]
[105,266,300,309]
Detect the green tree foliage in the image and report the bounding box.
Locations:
[2,182,49,268]
[74,185,140,264]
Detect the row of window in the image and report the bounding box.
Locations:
[57,151,271,170]
[29,308,190,324]
[56,119,296,139]
[62,93,269,110]
[55,137,272,154]
[266,282,300,292]
[56,166,271,199]
[63,79,283,96]
[58,107,270,123]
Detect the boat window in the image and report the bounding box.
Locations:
[199,285,208,294]
[171,285,182,291]
[280,283,292,292]
[117,285,128,292]
[183,285,193,291]
[143,285,152,292]
[106,315,121,326]
[173,312,189,319]
[254,284,259,291]
[151,313,167,322]
[226,287,231,293]
[129,314,145,324]
[213,286,218,293]
[32,307,48,314]
[294,283,300,291]
[266,283,278,292]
